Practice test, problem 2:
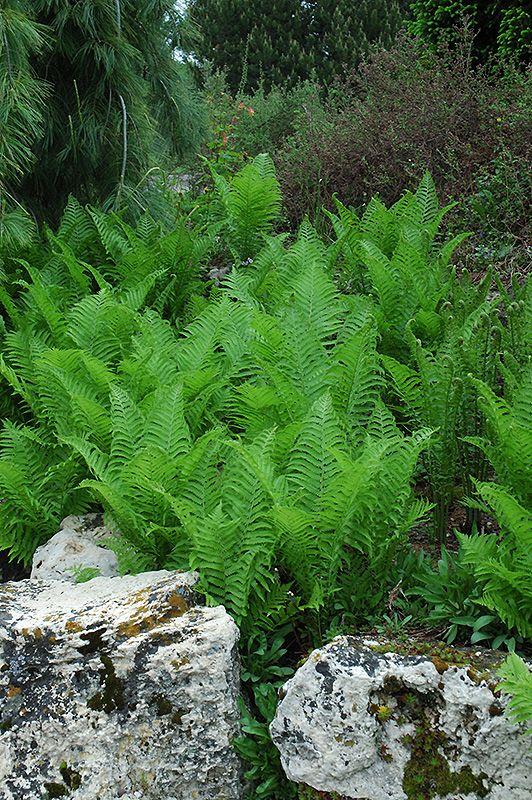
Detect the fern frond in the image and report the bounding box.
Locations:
[497,654,532,733]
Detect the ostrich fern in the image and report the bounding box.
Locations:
[498,654,532,734]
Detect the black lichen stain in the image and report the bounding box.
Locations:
[77,627,106,656]
[153,694,173,716]
[43,762,82,797]
[87,653,125,713]
[151,694,187,725]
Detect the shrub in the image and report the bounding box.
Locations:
[203,71,325,165]
[275,32,531,241]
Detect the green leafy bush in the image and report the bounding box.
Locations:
[408,1,532,63]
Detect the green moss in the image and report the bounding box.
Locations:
[87,654,125,713]
[298,788,344,799]
[366,638,504,676]
[371,673,490,800]
[402,726,489,800]
[59,762,82,791]
[44,783,68,798]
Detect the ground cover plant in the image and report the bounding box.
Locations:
[0,154,530,796]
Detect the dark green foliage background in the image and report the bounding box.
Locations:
[188,0,402,91]
[408,0,531,62]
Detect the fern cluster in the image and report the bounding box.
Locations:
[1,158,530,796]
[1,158,530,651]
[498,653,532,733]
[0,218,433,638]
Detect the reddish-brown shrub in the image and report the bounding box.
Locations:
[276,33,531,230]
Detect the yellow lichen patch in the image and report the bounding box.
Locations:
[7,685,21,698]
[117,591,191,639]
[65,620,83,633]
[20,626,46,640]
[334,735,355,747]
[167,591,189,612]
[172,656,190,670]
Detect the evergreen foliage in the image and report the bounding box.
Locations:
[0,1,48,189]
[188,0,403,91]
[0,1,204,220]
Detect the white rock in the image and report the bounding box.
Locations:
[270,637,531,800]
[0,570,242,799]
[31,514,119,582]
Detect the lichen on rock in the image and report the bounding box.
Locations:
[0,570,242,799]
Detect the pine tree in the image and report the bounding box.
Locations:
[188,0,403,91]
[1,1,204,221]
[0,1,47,192]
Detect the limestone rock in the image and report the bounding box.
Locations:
[31,514,119,582]
[0,570,242,800]
[270,637,531,800]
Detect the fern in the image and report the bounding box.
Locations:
[467,364,532,507]
[2,163,524,663]
[459,482,532,639]
[497,654,532,733]
[210,153,282,260]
